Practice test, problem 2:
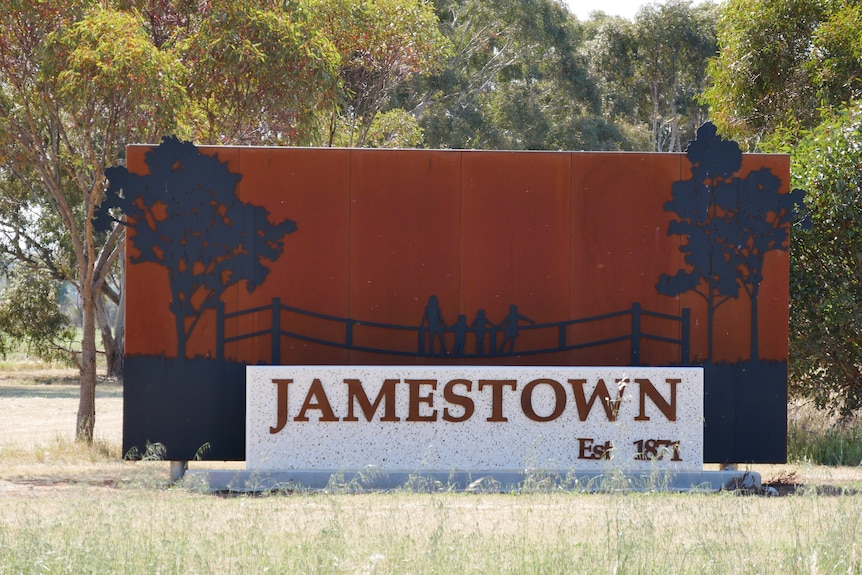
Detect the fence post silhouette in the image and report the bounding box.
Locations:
[271,297,281,364]
[345,319,354,348]
[631,303,642,366]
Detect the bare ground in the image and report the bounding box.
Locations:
[0,368,122,446]
[0,368,146,496]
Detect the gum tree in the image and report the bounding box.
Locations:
[308,0,450,147]
[181,0,340,145]
[702,0,860,145]
[0,1,186,442]
[0,0,341,442]
[411,0,615,150]
[790,104,862,414]
[586,0,718,152]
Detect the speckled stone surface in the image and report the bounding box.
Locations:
[246,366,703,472]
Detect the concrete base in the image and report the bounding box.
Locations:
[181,468,761,494]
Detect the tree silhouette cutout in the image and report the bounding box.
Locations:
[657,123,803,360]
[714,168,804,360]
[98,137,296,358]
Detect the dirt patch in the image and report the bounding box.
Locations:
[0,370,123,448]
[751,467,862,496]
[0,476,118,494]
[0,368,79,386]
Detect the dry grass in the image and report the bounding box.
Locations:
[2,368,862,574]
[2,482,862,573]
[0,374,121,447]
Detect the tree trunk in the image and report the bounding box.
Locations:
[76,284,98,443]
[104,332,124,378]
[96,293,124,378]
[110,294,125,377]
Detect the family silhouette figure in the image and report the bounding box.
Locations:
[418,296,534,356]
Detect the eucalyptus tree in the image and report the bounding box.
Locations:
[308,0,450,147]
[181,0,341,145]
[0,0,342,442]
[789,104,862,415]
[587,0,718,151]
[0,1,187,441]
[701,0,862,414]
[0,267,77,366]
[409,0,630,150]
[702,0,854,146]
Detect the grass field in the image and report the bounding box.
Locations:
[1,368,862,574]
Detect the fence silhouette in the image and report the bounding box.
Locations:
[215,299,690,365]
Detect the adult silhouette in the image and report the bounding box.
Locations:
[498,304,534,353]
[419,295,447,354]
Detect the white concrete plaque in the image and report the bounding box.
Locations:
[246,366,703,471]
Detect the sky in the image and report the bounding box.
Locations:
[563,0,654,21]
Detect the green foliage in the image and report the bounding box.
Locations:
[309,0,450,147]
[588,0,717,151]
[788,416,862,466]
[0,0,469,439]
[808,2,862,106]
[361,108,425,148]
[411,0,717,151]
[584,15,639,118]
[412,0,626,150]
[0,166,75,283]
[113,0,202,49]
[0,268,76,366]
[702,0,862,146]
[182,0,341,145]
[633,1,717,151]
[41,8,186,139]
[0,0,199,440]
[789,102,862,415]
[704,1,862,416]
